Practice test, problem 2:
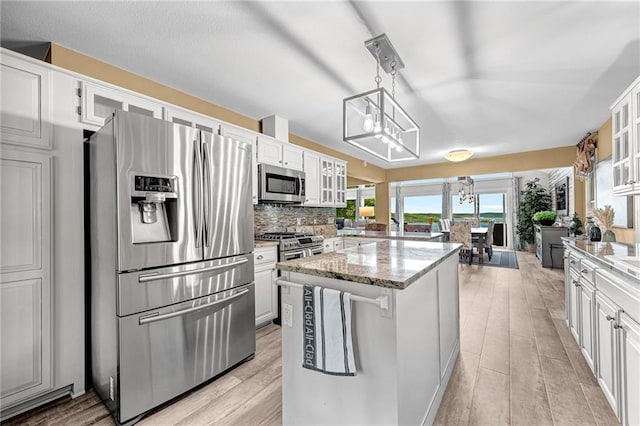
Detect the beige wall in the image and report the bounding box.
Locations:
[593,118,635,243]
[49,43,595,234]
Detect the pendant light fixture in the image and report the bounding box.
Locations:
[343,34,419,162]
[457,176,475,204]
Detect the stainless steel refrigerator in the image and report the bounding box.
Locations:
[89,111,255,424]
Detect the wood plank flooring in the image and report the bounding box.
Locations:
[5,252,619,425]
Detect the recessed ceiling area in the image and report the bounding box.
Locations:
[1,1,638,169]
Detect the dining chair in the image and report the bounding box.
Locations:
[480,220,495,260]
[365,222,387,231]
[404,223,431,232]
[450,221,473,264]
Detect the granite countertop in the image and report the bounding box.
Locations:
[277,239,462,289]
[337,229,444,241]
[254,240,279,248]
[562,237,640,281]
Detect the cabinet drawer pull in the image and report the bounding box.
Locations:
[613,323,623,329]
[256,255,263,260]
[606,315,615,321]
[572,280,579,286]
[580,268,588,274]
[569,260,576,264]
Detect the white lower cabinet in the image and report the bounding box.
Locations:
[0,149,52,408]
[254,246,278,327]
[333,238,344,251]
[579,279,596,372]
[565,243,640,425]
[595,292,620,415]
[619,313,640,426]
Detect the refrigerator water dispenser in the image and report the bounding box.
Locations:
[130,175,178,243]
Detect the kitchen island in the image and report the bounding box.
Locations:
[276,240,462,425]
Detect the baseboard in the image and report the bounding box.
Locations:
[0,385,73,422]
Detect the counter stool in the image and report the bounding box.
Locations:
[549,243,564,269]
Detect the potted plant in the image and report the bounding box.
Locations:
[532,210,557,226]
[516,179,552,251]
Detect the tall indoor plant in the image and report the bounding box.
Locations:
[516,179,552,250]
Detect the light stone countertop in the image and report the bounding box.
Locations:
[338,229,444,241]
[277,239,462,289]
[562,237,640,282]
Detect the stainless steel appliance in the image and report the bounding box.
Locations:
[258,164,305,204]
[89,111,255,424]
[255,232,324,260]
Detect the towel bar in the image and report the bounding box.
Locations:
[274,279,391,314]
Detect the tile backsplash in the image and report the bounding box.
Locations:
[254,205,337,237]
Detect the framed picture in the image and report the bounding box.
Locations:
[555,177,568,216]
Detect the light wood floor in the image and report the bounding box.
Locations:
[5,252,619,425]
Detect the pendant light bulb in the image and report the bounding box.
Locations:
[363,103,374,132]
[373,116,382,138]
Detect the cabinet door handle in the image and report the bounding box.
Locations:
[572,280,579,286]
[606,315,615,321]
[580,268,588,274]
[613,323,623,329]
[256,254,263,260]
[569,260,576,264]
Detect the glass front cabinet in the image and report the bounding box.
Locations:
[611,75,640,195]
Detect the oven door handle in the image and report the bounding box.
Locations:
[138,258,249,283]
[283,250,305,260]
[138,288,249,325]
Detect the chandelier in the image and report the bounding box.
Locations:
[343,34,419,162]
[457,176,475,204]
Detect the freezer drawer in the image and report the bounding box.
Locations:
[117,254,254,316]
[117,283,256,423]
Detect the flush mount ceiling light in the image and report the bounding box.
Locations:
[444,149,474,162]
[343,34,420,163]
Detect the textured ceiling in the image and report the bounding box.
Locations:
[2,1,639,169]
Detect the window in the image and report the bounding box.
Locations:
[451,195,475,219]
[403,195,442,223]
[478,193,505,224]
[336,200,356,221]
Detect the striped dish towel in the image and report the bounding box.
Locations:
[302,286,356,376]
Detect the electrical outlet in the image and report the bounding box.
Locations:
[283,303,293,327]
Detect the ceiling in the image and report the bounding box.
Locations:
[2,1,639,169]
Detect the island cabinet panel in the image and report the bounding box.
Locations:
[438,256,460,379]
[279,249,460,426]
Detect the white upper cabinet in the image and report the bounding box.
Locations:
[320,157,335,205]
[0,54,52,149]
[334,160,347,207]
[165,106,221,135]
[256,135,284,167]
[282,144,304,171]
[256,135,304,171]
[80,81,163,128]
[303,151,321,206]
[611,75,640,195]
[220,124,259,205]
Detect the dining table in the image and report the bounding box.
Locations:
[443,227,489,264]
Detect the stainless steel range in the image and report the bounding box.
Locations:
[255,232,324,261]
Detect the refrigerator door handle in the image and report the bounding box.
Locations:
[203,140,212,248]
[138,258,250,283]
[138,288,250,325]
[193,139,203,248]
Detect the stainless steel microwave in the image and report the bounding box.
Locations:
[258,164,305,204]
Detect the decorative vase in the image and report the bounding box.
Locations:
[602,229,617,242]
[589,225,602,242]
[539,219,555,226]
